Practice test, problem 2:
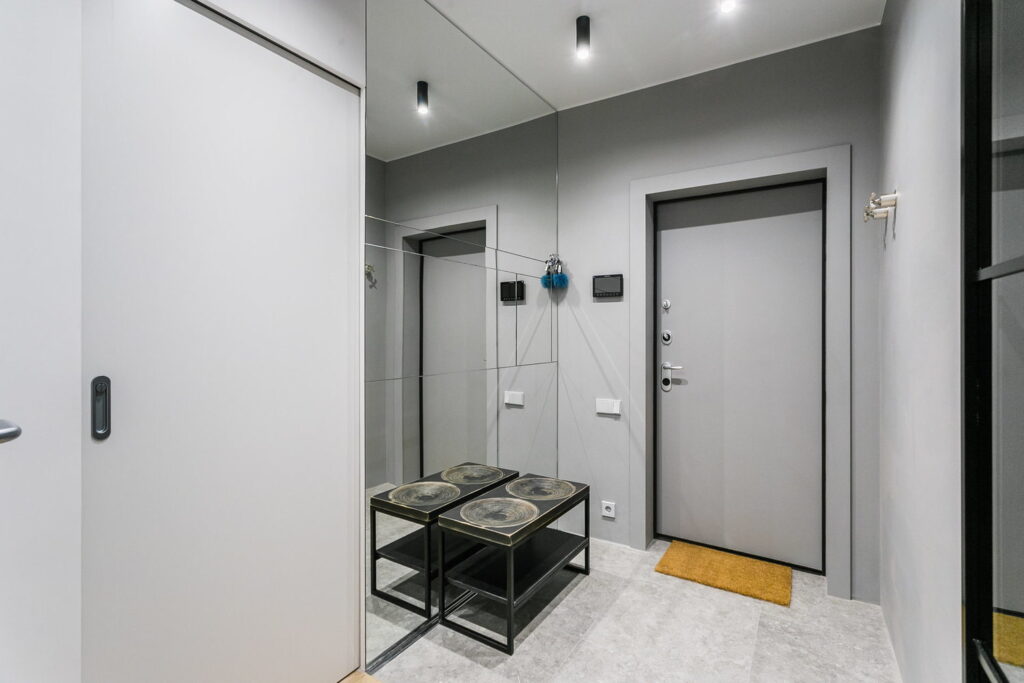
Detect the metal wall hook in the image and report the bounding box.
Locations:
[864,190,899,247]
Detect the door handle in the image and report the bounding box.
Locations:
[91,376,111,440]
[0,420,22,444]
[661,362,683,392]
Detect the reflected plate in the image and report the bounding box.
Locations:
[441,464,504,485]
[388,481,461,507]
[506,477,576,501]
[460,497,539,528]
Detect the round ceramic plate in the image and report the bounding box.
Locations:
[459,497,539,528]
[387,481,460,507]
[440,464,504,485]
[506,477,576,501]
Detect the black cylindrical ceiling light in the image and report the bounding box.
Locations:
[576,15,590,60]
[416,80,429,115]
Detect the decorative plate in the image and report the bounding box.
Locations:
[459,497,539,528]
[441,464,504,485]
[506,477,576,501]
[387,481,460,507]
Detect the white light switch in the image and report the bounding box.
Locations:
[504,390,525,406]
[596,398,621,416]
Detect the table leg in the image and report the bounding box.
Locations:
[370,506,378,593]
[438,528,447,621]
[423,521,432,617]
[584,493,591,575]
[506,546,516,655]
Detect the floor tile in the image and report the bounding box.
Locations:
[371,536,902,683]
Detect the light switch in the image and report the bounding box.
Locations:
[504,390,525,406]
[596,398,621,416]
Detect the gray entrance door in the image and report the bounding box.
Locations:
[655,182,824,570]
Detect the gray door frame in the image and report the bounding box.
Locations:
[627,145,852,598]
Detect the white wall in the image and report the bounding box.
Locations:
[877,0,963,680]
[557,29,884,600]
[0,2,82,681]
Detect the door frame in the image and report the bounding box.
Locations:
[650,179,827,575]
[415,226,489,478]
[627,145,853,598]
[381,207,500,481]
[961,0,1013,680]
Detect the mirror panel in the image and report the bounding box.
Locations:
[364,0,558,668]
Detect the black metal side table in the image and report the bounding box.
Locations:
[369,462,518,618]
[437,475,590,654]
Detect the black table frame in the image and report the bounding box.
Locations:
[437,492,590,655]
[369,473,514,618]
[369,507,435,618]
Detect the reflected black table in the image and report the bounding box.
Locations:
[369,463,518,619]
[437,474,590,654]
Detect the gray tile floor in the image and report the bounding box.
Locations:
[374,535,903,683]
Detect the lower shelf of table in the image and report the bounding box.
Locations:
[377,526,482,574]
[445,527,588,609]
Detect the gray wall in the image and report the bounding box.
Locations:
[0,2,82,682]
[367,113,559,483]
[383,114,557,260]
[878,0,963,680]
[556,29,884,601]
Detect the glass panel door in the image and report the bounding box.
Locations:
[991,3,1024,679]
[965,1,1024,681]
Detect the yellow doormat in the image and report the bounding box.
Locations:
[654,540,792,606]
[995,611,1024,668]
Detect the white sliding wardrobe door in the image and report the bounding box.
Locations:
[83,2,361,682]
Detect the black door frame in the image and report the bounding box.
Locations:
[650,178,828,575]
[962,0,1022,680]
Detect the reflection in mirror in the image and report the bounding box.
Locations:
[364,0,558,669]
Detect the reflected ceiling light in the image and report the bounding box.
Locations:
[719,0,738,13]
[416,80,429,115]
[576,15,591,60]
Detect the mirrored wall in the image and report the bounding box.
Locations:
[363,0,559,667]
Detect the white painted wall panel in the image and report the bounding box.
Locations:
[0,2,82,681]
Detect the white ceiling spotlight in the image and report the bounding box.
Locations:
[576,15,591,60]
[720,0,738,13]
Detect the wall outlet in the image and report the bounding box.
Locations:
[601,500,616,519]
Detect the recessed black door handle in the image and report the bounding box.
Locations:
[91,376,111,440]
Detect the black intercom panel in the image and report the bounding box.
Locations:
[501,280,525,302]
[592,274,623,298]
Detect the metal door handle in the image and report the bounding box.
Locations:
[91,376,111,440]
[0,420,22,444]
[661,362,683,392]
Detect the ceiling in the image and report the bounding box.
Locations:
[368,0,887,161]
[428,0,886,111]
[367,0,552,161]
